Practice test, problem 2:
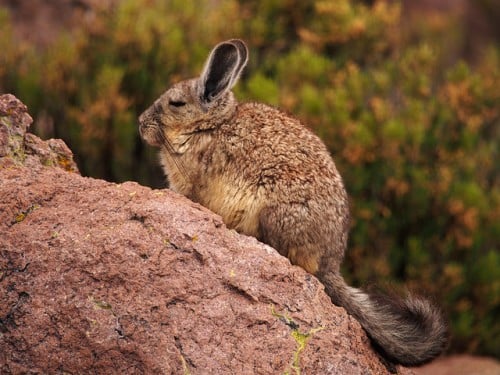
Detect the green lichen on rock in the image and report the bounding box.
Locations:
[0,113,28,164]
[287,327,325,375]
[180,355,191,375]
[0,94,32,163]
[271,305,324,375]
[90,296,114,311]
[55,154,77,171]
[12,204,40,224]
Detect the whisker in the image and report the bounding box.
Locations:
[157,131,191,183]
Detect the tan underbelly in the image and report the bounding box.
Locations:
[201,177,263,237]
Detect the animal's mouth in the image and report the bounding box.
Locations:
[138,123,163,147]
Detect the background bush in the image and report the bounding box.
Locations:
[1,0,498,358]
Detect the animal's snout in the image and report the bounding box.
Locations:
[138,111,147,125]
[137,110,150,138]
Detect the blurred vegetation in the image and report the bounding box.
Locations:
[0,0,498,358]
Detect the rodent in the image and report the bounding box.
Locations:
[138,39,448,366]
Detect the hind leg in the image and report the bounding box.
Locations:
[258,204,343,275]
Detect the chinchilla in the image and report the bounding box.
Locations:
[139,39,447,366]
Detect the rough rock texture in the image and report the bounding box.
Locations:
[0,94,413,374]
[0,94,78,172]
[414,355,500,375]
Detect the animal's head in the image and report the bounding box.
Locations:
[138,39,248,151]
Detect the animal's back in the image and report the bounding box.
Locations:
[215,103,345,197]
[206,102,350,273]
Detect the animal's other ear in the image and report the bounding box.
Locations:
[198,39,249,105]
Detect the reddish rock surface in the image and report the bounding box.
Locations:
[414,355,500,375]
[0,94,415,374]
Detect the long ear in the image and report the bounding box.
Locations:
[198,39,249,104]
[228,39,248,81]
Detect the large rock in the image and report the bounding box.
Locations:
[414,355,500,375]
[0,94,412,374]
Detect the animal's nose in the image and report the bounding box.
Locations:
[138,112,145,124]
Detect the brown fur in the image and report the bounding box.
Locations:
[138,39,448,366]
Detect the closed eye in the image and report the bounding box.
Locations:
[169,100,186,108]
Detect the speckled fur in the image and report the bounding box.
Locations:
[139,39,448,366]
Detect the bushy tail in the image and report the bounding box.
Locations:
[322,273,448,366]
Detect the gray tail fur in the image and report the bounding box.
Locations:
[322,273,448,366]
